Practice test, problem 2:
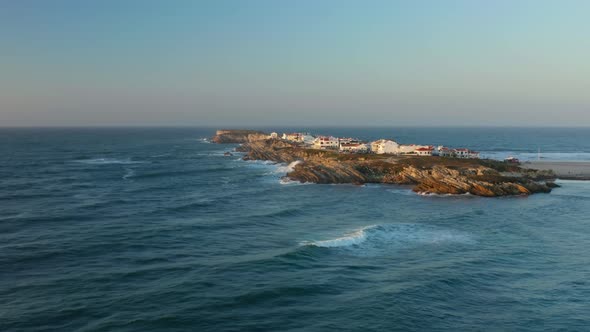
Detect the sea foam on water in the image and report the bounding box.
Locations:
[302,224,475,252]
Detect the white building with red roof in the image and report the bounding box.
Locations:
[313,136,339,150]
[340,142,369,153]
[437,146,453,157]
[398,144,431,155]
[452,148,480,159]
[415,146,434,156]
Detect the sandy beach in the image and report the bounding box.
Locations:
[523,161,590,180]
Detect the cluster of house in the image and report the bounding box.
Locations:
[370,140,480,158]
[268,132,480,159]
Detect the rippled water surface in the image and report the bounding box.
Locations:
[2,127,590,331]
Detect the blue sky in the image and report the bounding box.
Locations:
[1,0,590,126]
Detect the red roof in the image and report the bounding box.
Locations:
[415,147,433,151]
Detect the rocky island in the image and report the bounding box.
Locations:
[212,129,558,197]
[211,129,267,144]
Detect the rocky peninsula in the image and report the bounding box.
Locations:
[212,130,267,144]
[213,130,558,197]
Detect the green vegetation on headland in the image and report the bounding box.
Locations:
[212,129,557,197]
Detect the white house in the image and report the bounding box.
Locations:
[438,147,453,157]
[453,148,469,158]
[398,144,431,155]
[468,150,480,159]
[452,148,479,159]
[269,132,279,139]
[338,138,361,148]
[340,142,369,153]
[282,133,305,143]
[370,139,400,154]
[415,147,434,156]
[339,137,354,144]
[313,136,339,149]
[301,134,316,145]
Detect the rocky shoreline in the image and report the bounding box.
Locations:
[213,130,558,197]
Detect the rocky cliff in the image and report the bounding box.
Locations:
[217,131,557,197]
[212,130,267,144]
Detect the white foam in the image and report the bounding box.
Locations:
[417,192,473,197]
[122,168,136,180]
[240,159,304,184]
[245,160,275,166]
[302,225,374,247]
[275,160,302,174]
[301,224,475,251]
[280,178,307,185]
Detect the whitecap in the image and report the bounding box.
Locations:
[301,225,374,248]
[122,168,136,180]
[301,224,475,252]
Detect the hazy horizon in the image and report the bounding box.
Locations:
[2,1,590,127]
[3,125,590,130]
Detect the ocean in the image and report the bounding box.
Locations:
[2,127,590,331]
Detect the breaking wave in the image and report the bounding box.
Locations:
[301,224,475,251]
[302,226,373,247]
[279,178,310,185]
[243,160,301,173]
[241,159,304,184]
[275,160,302,174]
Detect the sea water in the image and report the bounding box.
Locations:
[1,127,590,331]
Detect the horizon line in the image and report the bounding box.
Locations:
[1,125,590,129]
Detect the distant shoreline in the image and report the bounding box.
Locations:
[523,161,590,180]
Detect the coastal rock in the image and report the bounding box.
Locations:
[212,130,267,144]
[216,131,556,197]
